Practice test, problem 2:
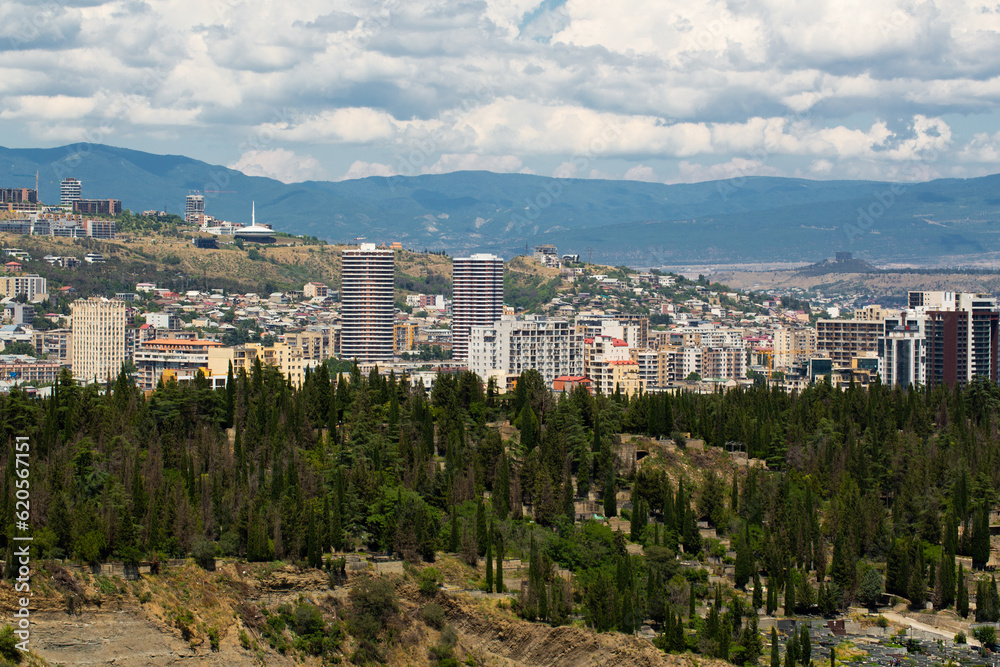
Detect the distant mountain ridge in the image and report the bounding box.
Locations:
[2,143,1000,266]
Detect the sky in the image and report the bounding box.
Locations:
[2,0,1000,185]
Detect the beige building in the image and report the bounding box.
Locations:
[0,274,46,301]
[816,319,884,367]
[283,330,331,362]
[773,327,817,370]
[208,342,315,388]
[32,328,72,366]
[303,282,329,298]
[71,298,126,382]
[393,322,417,353]
[134,338,226,391]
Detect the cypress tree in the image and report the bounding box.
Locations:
[957,563,969,618]
[753,570,764,610]
[731,470,739,513]
[485,522,494,593]
[604,467,617,518]
[785,568,796,616]
[449,506,459,553]
[476,497,488,556]
[771,626,780,667]
[494,453,511,520]
[495,531,504,593]
[689,580,696,618]
[972,505,990,570]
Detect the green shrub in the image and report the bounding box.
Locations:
[419,568,440,595]
[207,627,220,652]
[238,629,251,650]
[955,631,966,644]
[422,603,446,630]
[0,625,21,663]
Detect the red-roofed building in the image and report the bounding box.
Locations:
[4,261,22,272]
[553,375,592,394]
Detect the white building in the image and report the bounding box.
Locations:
[452,254,504,362]
[340,244,395,362]
[60,178,81,205]
[468,315,582,386]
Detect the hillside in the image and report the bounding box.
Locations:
[5,143,1000,265]
[1,234,455,297]
[7,557,698,667]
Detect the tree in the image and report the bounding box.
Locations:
[957,564,969,618]
[735,523,753,589]
[485,522,494,593]
[785,569,796,616]
[855,565,884,610]
[753,570,763,610]
[604,467,617,518]
[972,506,990,570]
[770,626,780,667]
[739,613,763,666]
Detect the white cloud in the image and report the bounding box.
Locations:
[672,158,783,184]
[229,149,327,183]
[623,165,661,182]
[339,160,398,180]
[0,0,998,182]
[422,153,527,174]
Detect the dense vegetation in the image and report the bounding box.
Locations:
[1,365,999,662]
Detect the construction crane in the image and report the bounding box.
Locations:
[203,190,235,194]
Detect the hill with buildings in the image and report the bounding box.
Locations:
[5,144,1000,266]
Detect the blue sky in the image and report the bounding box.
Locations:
[2,0,1000,185]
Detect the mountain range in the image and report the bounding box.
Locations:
[2,143,1000,267]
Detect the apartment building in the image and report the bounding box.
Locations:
[340,244,395,362]
[816,319,885,367]
[452,254,504,362]
[0,274,46,300]
[468,316,582,386]
[71,298,127,382]
[33,328,72,366]
[0,355,61,385]
[773,327,817,370]
[134,338,226,391]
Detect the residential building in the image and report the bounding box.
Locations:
[60,178,81,205]
[393,322,417,353]
[283,329,331,361]
[146,312,181,331]
[185,193,205,223]
[73,199,122,216]
[340,244,395,362]
[452,253,504,362]
[923,293,999,388]
[71,298,127,382]
[134,338,226,391]
[303,282,329,298]
[468,315,583,386]
[0,274,46,301]
[584,335,643,396]
[0,355,61,385]
[816,318,885,367]
[4,303,35,326]
[702,347,746,380]
[32,328,72,366]
[773,327,817,370]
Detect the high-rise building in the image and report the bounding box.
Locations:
[185,193,205,223]
[923,293,999,388]
[452,253,504,362]
[71,298,127,383]
[60,178,81,205]
[340,244,395,362]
